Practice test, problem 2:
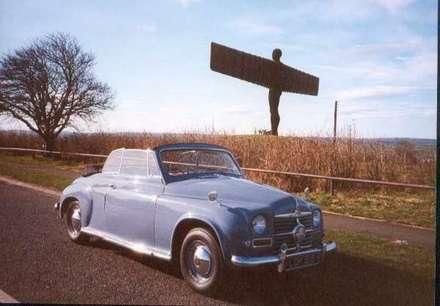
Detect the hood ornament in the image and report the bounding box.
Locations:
[292,223,306,242]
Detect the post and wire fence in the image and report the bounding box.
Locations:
[0,146,435,190]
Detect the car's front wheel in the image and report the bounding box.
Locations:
[64,201,88,243]
[180,228,224,294]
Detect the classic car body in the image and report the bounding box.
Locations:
[55,143,336,293]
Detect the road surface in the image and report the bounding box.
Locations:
[0,181,433,305]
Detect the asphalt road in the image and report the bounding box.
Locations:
[0,181,434,305]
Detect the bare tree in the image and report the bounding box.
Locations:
[0,33,114,150]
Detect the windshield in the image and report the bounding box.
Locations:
[159,149,241,179]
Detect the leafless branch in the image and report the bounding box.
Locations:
[0,32,114,149]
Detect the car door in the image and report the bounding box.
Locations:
[88,149,124,231]
[88,174,117,230]
[104,150,163,249]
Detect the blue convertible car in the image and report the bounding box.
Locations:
[55,143,336,293]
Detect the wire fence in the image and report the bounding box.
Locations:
[0,146,435,190]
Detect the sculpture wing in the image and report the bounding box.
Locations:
[210,42,319,96]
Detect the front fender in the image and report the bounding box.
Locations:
[59,181,93,227]
[171,206,250,262]
[172,213,229,259]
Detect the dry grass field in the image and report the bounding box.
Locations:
[0,130,435,192]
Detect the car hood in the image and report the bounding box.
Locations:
[164,175,315,214]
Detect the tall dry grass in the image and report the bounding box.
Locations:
[0,130,435,192]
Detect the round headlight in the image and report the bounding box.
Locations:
[252,215,266,234]
[313,210,321,227]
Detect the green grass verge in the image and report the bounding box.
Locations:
[0,153,89,171]
[303,190,435,228]
[284,230,435,305]
[0,162,72,190]
[326,229,434,279]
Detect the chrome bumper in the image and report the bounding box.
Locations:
[231,241,337,271]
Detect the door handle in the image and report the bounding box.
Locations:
[109,184,116,189]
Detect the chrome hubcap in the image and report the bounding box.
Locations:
[68,204,81,236]
[187,242,213,283]
[192,245,212,276]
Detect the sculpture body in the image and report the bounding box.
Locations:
[210,42,319,135]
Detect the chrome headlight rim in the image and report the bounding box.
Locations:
[313,210,321,227]
[251,214,267,234]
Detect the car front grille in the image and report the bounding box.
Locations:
[273,214,313,233]
[272,214,318,255]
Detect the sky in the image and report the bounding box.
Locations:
[0,0,437,138]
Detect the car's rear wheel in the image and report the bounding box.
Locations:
[64,201,88,243]
[180,228,224,294]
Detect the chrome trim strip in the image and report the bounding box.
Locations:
[231,255,280,266]
[252,238,273,248]
[274,211,312,218]
[286,244,313,251]
[285,247,321,257]
[273,228,317,236]
[81,227,171,261]
[231,241,336,267]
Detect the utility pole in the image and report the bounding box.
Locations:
[330,100,338,195]
[333,100,338,144]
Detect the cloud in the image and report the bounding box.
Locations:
[229,18,283,35]
[159,107,170,112]
[177,0,201,7]
[279,1,379,23]
[313,33,436,88]
[339,101,436,119]
[221,105,262,115]
[347,41,423,58]
[136,23,157,33]
[336,85,418,100]
[403,48,437,82]
[303,0,415,19]
[369,0,414,13]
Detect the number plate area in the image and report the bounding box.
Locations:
[285,252,320,271]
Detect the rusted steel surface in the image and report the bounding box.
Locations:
[0,147,435,190]
[210,42,319,95]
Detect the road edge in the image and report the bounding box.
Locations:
[0,175,60,196]
[0,289,18,303]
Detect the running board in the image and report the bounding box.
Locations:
[81,227,171,261]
